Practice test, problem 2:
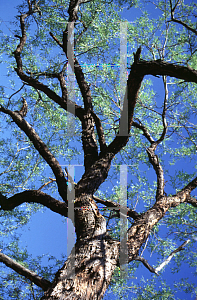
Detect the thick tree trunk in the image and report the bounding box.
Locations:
[41,236,119,300]
[41,194,119,300]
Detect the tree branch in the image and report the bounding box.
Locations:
[135,256,158,275]
[146,143,165,199]
[0,190,68,217]
[13,9,84,121]
[170,17,197,36]
[107,48,144,156]
[135,239,190,275]
[93,195,139,220]
[155,239,190,273]
[50,6,100,170]
[61,0,99,170]
[132,120,154,143]
[91,111,107,153]
[0,105,68,202]
[186,196,197,208]
[169,176,197,208]
[169,0,197,35]
[137,59,197,82]
[127,173,197,262]
[0,251,51,291]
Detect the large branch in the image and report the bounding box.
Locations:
[127,176,197,261]
[137,59,197,82]
[62,0,101,170]
[78,50,197,197]
[0,105,67,201]
[105,53,197,174]
[0,190,68,217]
[0,251,51,291]
[107,47,144,156]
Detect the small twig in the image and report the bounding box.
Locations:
[38,178,56,191]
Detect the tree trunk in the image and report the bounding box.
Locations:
[41,195,119,300]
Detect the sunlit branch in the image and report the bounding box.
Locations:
[0,251,51,291]
[135,239,190,275]
[166,176,197,209]
[180,176,197,195]
[156,75,168,144]
[146,143,165,199]
[155,239,190,272]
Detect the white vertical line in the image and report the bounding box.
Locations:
[67,22,75,136]
[67,164,75,276]
[119,164,128,279]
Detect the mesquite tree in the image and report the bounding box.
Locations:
[0,0,197,299]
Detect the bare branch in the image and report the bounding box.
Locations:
[137,59,197,83]
[180,176,197,194]
[135,256,158,275]
[107,48,144,156]
[0,251,51,291]
[156,75,168,144]
[146,144,165,199]
[170,18,197,35]
[132,120,154,144]
[135,240,190,275]
[13,10,84,121]
[15,97,28,117]
[91,111,107,153]
[38,178,56,191]
[59,1,99,170]
[93,195,139,220]
[155,240,190,273]
[0,190,68,217]
[169,0,197,35]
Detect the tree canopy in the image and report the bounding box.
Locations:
[0,0,197,299]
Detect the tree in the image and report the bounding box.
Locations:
[0,0,197,299]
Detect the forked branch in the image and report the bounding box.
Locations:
[169,0,197,35]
